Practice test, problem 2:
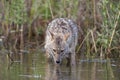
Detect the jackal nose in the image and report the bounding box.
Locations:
[56,61,60,64]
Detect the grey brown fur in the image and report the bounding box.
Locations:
[44,18,78,65]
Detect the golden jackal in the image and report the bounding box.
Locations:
[44,18,78,65]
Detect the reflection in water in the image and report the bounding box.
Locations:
[45,63,77,80]
[0,51,120,80]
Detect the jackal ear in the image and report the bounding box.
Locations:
[50,31,54,40]
[64,33,70,41]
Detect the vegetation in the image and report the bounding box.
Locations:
[0,0,120,59]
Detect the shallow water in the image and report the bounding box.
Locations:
[0,51,120,80]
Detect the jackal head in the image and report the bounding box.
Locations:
[50,32,70,64]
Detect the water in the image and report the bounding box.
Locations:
[0,51,120,80]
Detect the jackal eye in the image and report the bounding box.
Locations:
[53,49,56,52]
[61,50,64,53]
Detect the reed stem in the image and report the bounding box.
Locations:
[109,11,120,48]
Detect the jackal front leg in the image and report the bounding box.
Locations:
[45,51,52,63]
[71,52,76,66]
